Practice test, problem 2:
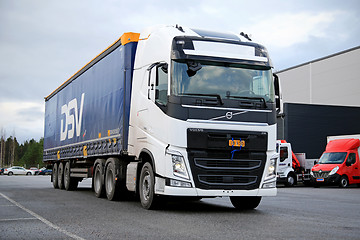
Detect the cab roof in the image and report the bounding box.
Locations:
[326,138,360,152]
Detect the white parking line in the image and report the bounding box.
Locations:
[0,217,37,222]
[0,192,85,240]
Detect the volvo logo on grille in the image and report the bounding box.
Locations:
[225,112,233,119]
[319,170,322,174]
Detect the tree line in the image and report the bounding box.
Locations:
[0,134,44,169]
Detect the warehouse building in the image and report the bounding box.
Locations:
[276,46,360,158]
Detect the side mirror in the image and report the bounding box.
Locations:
[273,73,282,114]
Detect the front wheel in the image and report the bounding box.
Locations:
[139,162,160,209]
[230,196,262,210]
[285,173,296,187]
[339,175,349,188]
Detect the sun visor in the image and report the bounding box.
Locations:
[171,37,272,67]
[184,41,267,62]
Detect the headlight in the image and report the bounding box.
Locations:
[329,166,339,175]
[310,171,314,177]
[266,157,277,180]
[171,154,189,179]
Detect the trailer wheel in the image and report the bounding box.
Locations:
[139,162,160,209]
[58,162,65,189]
[52,163,58,189]
[230,196,262,210]
[94,162,105,198]
[339,175,349,188]
[64,161,78,191]
[285,172,296,187]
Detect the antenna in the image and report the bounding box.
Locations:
[240,32,252,41]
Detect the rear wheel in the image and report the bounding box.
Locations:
[58,162,65,189]
[8,172,13,176]
[339,175,349,188]
[93,162,105,198]
[230,196,262,210]
[105,158,128,201]
[139,162,160,209]
[64,161,78,191]
[52,163,58,189]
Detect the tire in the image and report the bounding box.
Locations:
[285,173,296,187]
[230,196,262,210]
[139,162,160,209]
[93,161,105,198]
[58,162,65,189]
[26,172,31,175]
[105,158,127,201]
[52,163,58,188]
[339,175,349,188]
[64,162,78,191]
[8,172,13,176]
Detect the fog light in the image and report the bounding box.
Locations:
[262,181,276,189]
[170,179,192,188]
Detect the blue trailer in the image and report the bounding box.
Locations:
[44,34,138,161]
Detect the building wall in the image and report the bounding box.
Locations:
[277,46,360,107]
[282,103,360,159]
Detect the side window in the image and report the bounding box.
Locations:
[155,63,168,106]
[280,147,288,162]
[347,153,356,165]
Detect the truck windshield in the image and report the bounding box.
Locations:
[318,152,347,164]
[171,60,275,102]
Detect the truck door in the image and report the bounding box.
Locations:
[346,152,360,184]
[278,144,291,174]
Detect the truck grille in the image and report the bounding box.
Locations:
[187,129,267,190]
[312,171,330,178]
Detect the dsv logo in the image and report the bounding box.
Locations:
[60,93,85,141]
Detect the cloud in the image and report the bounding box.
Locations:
[248,11,343,48]
[0,101,44,142]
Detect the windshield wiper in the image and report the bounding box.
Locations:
[227,95,267,108]
[181,93,224,105]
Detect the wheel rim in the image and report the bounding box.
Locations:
[106,169,114,194]
[341,178,348,187]
[94,168,101,193]
[288,176,295,185]
[64,164,70,186]
[142,172,151,202]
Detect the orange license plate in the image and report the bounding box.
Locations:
[229,139,245,147]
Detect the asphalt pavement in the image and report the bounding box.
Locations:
[0,175,359,240]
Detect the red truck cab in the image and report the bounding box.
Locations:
[311,138,360,187]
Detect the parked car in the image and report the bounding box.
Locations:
[0,168,4,175]
[38,167,52,175]
[29,167,39,175]
[4,166,33,176]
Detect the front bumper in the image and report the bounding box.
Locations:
[155,176,277,197]
[311,173,341,185]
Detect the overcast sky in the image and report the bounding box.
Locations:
[0,0,359,143]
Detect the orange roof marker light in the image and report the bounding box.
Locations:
[121,32,140,45]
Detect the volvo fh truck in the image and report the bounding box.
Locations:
[43,25,281,209]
